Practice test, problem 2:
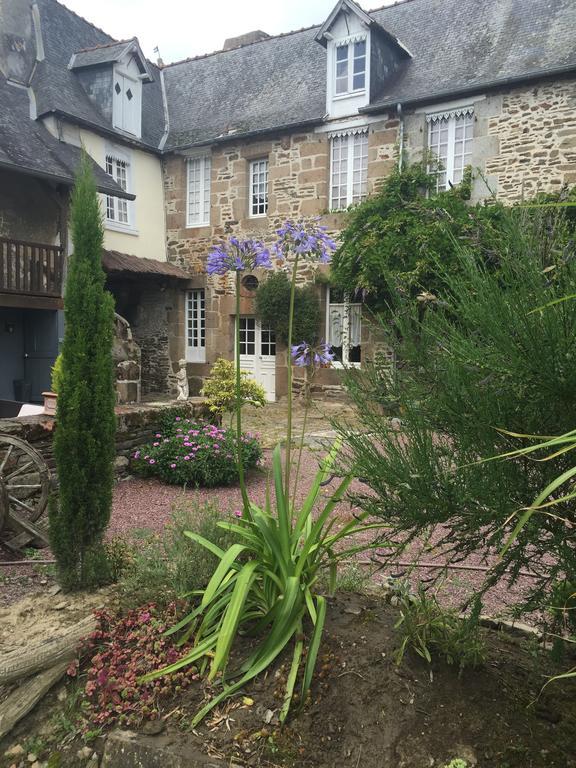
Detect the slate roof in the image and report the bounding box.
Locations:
[0,75,134,199]
[163,0,576,149]
[32,0,165,149]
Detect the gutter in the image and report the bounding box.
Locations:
[38,109,163,156]
[396,103,404,172]
[164,117,324,154]
[360,64,576,115]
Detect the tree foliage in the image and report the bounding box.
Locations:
[50,154,116,590]
[339,205,576,613]
[255,271,321,345]
[330,163,506,310]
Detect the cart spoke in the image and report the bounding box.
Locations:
[6,461,34,481]
[0,444,13,472]
[8,495,37,515]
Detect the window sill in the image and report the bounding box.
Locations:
[186,221,211,230]
[249,213,268,220]
[105,221,139,236]
[331,361,361,369]
[332,90,366,101]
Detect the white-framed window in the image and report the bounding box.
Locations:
[427,108,474,192]
[335,38,366,96]
[249,158,269,217]
[326,287,362,367]
[105,153,132,227]
[186,289,206,363]
[187,154,211,227]
[112,64,142,138]
[330,130,368,211]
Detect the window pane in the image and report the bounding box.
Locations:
[188,155,210,226]
[354,40,366,57]
[250,159,268,216]
[336,44,348,61]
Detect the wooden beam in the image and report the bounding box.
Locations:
[0,293,63,310]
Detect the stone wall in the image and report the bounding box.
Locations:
[484,78,576,201]
[0,169,64,245]
[0,399,209,479]
[163,118,400,396]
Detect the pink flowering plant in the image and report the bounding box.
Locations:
[131,420,261,487]
[143,220,386,725]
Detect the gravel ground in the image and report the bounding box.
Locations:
[1,440,538,620]
[109,447,537,621]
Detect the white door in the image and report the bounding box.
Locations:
[238,317,276,402]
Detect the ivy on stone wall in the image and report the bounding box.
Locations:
[330,162,506,311]
[254,271,321,346]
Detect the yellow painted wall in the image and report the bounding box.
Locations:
[42,117,167,262]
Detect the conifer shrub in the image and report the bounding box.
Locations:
[339,204,576,614]
[131,419,261,487]
[50,154,116,590]
[255,271,321,345]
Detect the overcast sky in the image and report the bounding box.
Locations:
[61,0,395,64]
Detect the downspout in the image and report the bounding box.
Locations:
[397,102,404,172]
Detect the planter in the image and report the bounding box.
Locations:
[42,391,58,416]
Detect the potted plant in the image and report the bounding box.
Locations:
[42,353,62,416]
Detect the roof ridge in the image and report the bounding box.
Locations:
[368,0,423,13]
[43,0,116,45]
[162,22,322,69]
[75,38,135,54]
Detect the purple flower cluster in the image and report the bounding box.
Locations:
[291,341,335,368]
[274,219,337,262]
[207,237,272,275]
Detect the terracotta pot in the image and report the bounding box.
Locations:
[42,391,58,416]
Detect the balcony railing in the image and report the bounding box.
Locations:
[0,238,64,297]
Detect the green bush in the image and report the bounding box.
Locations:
[255,271,321,345]
[118,499,238,607]
[131,419,261,487]
[394,586,486,673]
[50,153,116,591]
[201,358,266,417]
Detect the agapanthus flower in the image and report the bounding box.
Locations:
[291,341,335,368]
[207,237,272,275]
[274,219,337,262]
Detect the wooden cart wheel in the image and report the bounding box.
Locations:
[0,435,50,530]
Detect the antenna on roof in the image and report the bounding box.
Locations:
[153,46,164,67]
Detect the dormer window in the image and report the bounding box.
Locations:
[113,62,142,137]
[335,39,366,95]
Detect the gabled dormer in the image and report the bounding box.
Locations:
[69,38,153,139]
[315,0,411,119]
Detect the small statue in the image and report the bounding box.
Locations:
[176,359,189,401]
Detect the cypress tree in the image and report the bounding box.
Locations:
[50,153,116,590]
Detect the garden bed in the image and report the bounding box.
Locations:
[1,592,575,768]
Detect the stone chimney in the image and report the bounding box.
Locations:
[223,30,270,51]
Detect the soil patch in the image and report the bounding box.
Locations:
[2,592,575,768]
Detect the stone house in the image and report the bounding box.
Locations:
[1,0,576,403]
[160,0,576,399]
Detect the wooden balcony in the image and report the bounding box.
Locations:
[0,238,64,298]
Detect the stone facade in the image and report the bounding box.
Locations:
[485,78,576,201]
[163,78,576,400]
